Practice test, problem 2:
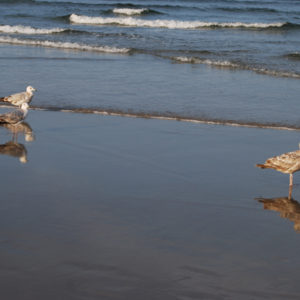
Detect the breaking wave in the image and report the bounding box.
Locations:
[112,8,149,16]
[0,36,130,53]
[0,24,66,34]
[69,14,289,30]
[172,56,300,79]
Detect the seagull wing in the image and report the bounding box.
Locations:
[0,109,24,124]
[1,91,30,106]
[257,150,300,173]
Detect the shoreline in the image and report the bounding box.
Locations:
[1,103,299,132]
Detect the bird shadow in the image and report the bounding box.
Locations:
[255,191,300,233]
[0,121,35,164]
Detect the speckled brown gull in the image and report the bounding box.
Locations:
[0,103,29,124]
[256,147,300,188]
[0,86,36,107]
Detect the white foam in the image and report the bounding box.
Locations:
[0,36,130,53]
[173,56,240,68]
[173,56,300,78]
[112,8,148,15]
[0,25,65,34]
[26,105,299,131]
[70,14,285,29]
[253,68,300,79]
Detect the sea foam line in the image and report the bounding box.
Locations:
[0,103,295,131]
[0,36,130,53]
[69,14,285,29]
[172,56,300,79]
[22,105,300,132]
[0,24,66,35]
[112,8,149,15]
[173,56,240,68]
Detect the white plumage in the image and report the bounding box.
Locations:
[0,86,36,107]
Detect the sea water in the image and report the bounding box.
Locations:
[0,0,299,128]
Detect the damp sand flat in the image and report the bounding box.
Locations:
[1,110,300,299]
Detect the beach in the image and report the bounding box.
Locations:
[1,110,300,299]
[1,0,300,298]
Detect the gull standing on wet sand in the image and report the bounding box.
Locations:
[0,103,29,124]
[256,147,300,188]
[0,86,36,106]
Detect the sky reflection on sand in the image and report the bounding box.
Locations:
[1,111,300,299]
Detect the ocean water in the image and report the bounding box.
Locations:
[0,0,300,128]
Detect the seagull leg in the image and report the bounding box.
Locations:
[289,173,293,187]
[288,174,293,200]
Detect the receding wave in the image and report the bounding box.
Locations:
[69,14,288,30]
[26,104,300,131]
[0,36,130,53]
[0,24,66,35]
[172,56,240,68]
[172,56,300,79]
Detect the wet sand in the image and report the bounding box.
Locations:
[1,110,300,299]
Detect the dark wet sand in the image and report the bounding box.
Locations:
[1,110,300,300]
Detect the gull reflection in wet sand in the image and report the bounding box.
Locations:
[0,122,34,164]
[256,193,300,232]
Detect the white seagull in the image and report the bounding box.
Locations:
[0,103,29,124]
[0,86,36,107]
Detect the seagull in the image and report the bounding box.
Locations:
[0,141,27,163]
[0,103,29,124]
[256,147,300,188]
[0,86,36,107]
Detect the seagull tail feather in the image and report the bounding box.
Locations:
[0,97,7,102]
[256,163,267,169]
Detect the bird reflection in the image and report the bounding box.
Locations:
[0,121,35,164]
[0,141,27,163]
[256,194,300,232]
[1,122,34,142]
